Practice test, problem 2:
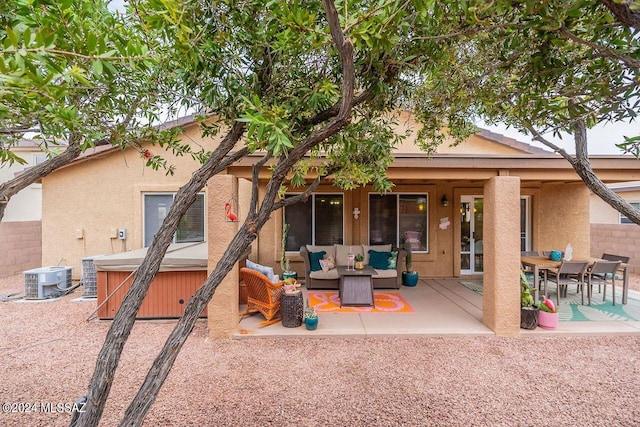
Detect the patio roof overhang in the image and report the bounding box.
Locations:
[227,153,640,184]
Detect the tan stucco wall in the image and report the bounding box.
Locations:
[535,183,590,259]
[393,110,529,155]
[41,122,220,277]
[590,190,640,224]
[482,177,521,337]
[207,174,239,338]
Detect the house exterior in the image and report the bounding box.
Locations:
[40,113,640,336]
[0,140,51,277]
[590,182,640,273]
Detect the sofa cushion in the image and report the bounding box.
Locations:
[306,245,335,258]
[372,269,397,279]
[362,244,392,264]
[308,250,326,272]
[309,268,340,280]
[335,245,363,266]
[368,250,391,269]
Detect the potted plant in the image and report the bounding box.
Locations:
[304,299,318,330]
[520,271,539,330]
[280,223,297,281]
[537,295,559,329]
[402,242,419,286]
[354,253,365,270]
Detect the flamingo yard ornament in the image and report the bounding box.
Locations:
[224,202,238,222]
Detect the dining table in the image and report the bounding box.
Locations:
[520,255,630,304]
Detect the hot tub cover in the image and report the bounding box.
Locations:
[93,242,207,272]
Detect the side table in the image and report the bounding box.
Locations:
[281,291,303,327]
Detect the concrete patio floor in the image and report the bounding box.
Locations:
[235,278,640,337]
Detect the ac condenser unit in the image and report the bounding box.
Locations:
[23,266,72,300]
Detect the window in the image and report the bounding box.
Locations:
[143,193,205,247]
[620,202,640,224]
[369,193,428,251]
[284,194,344,251]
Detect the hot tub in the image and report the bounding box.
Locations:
[93,242,208,319]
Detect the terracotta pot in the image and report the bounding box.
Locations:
[537,310,559,329]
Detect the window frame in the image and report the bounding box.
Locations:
[620,201,640,224]
[284,192,345,252]
[142,192,206,247]
[368,192,429,252]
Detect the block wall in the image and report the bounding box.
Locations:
[590,224,640,273]
[0,221,42,278]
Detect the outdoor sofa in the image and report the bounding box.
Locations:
[300,244,406,290]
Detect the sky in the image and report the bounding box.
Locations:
[479,120,639,155]
[106,0,638,155]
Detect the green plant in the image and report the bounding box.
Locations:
[403,241,413,272]
[304,299,317,319]
[355,253,364,262]
[520,270,534,307]
[280,222,291,272]
[537,295,558,313]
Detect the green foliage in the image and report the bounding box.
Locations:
[0,0,178,167]
[413,0,640,147]
[520,271,534,307]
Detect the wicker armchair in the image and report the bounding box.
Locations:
[239,267,284,326]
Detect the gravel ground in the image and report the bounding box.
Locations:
[1,274,639,427]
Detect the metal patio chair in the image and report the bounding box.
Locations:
[546,260,589,306]
[588,260,622,305]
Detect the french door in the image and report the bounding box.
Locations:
[460,196,484,275]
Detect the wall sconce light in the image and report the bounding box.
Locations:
[441,195,449,207]
[353,207,360,219]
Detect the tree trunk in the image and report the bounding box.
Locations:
[570,119,640,226]
[114,2,356,425]
[0,135,82,221]
[72,123,246,427]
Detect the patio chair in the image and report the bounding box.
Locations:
[239,267,284,326]
[588,260,622,305]
[546,260,589,306]
[521,251,542,290]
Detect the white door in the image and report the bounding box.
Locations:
[460,196,484,275]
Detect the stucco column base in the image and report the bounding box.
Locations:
[207,174,239,338]
[483,176,521,337]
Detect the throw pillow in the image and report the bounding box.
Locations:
[246,259,279,283]
[308,250,326,272]
[388,251,398,269]
[319,254,336,272]
[368,250,391,270]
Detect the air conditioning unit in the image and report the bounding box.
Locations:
[81,256,100,298]
[23,266,72,300]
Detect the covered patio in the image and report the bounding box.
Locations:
[235,279,640,338]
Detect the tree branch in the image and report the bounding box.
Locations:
[560,25,640,69]
[600,0,640,30]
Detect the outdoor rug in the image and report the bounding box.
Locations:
[458,280,640,322]
[307,291,414,313]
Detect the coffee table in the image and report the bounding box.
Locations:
[337,265,376,307]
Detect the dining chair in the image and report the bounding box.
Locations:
[588,260,622,305]
[546,260,589,305]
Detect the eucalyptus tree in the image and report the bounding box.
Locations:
[413,0,640,224]
[73,1,479,425]
[0,0,182,221]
